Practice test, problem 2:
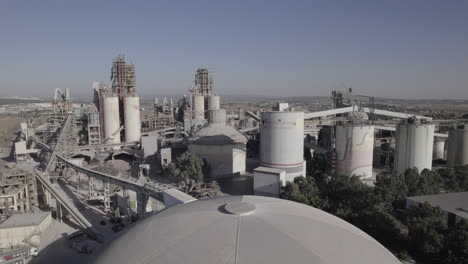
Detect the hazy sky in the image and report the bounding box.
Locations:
[1,0,467,99]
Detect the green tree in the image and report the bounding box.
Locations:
[170,152,205,182]
[281,176,322,208]
[351,210,403,250]
[445,219,468,264]
[373,172,408,211]
[406,203,447,261]
[320,173,373,219]
[404,168,421,196]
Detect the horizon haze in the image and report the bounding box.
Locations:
[1,0,467,99]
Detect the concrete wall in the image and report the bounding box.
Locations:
[0,213,51,249]
[189,143,246,178]
[254,168,286,197]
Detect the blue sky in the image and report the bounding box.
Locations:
[0,0,467,99]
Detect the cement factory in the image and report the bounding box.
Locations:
[0,55,467,263]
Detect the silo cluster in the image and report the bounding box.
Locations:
[447,125,468,167]
[394,120,434,173]
[335,124,374,179]
[260,111,306,182]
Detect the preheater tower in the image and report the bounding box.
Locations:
[260,111,305,182]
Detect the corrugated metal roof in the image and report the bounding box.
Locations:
[93,196,400,264]
[0,212,50,229]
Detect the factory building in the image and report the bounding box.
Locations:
[259,111,306,182]
[335,124,374,179]
[188,109,247,178]
[447,125,468,167]
[0,171,38,214]
[93,196,401,264]
[406,192,468,226]
[394,119,434,173]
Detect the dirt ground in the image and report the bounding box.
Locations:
[0,114,25,148]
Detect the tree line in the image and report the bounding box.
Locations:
[281,153,468,263]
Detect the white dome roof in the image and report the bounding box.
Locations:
[93,196,400,264]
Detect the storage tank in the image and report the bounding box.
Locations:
[447,125,468,167]
[207,95,220,111]
[335,124,374,179]
[394,120,434,173]
[432,139,445,160]
[260,112,305,182]
[103,95,120,144]
[192,95,205,120]
[124,95,141,142]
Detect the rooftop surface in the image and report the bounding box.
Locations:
[190,123,247,145]
[0,211,50,229]
[93,195,400,264]
[253,166,286,174]
[407,192,468,220]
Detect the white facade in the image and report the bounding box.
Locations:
[260,111,305,182]
[433,139,445,160]
[103,95,120,144]
[253,166,286,197]
[394,122,434,173]
[188,143,246,177]
[207,95,220,111]
[192,95,205,120]
[0,212,51,249]
[335,125,374,179]
[124,95,141,142]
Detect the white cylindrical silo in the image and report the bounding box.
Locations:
[394,122,434,173]
[335,124,374,179]
[207,95,220,111]
[260,112,305,181]
[432,139,445,160]
[447,125,468,167]
[103,95,120,144]
[192,95,205,120]
[124,95,141,142]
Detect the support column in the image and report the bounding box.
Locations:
[88,177,94,199]
[123,188,131,220]
[136,191,148,218]
[103,181,110,212]
[57,201,63,222]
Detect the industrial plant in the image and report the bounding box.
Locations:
[0,56,466,264]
